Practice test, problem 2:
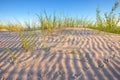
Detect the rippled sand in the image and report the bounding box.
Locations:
[0,28,120,80]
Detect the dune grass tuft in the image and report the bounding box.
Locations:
[19,33,31,52]
[6,48,16,63]
[88,0,120,34]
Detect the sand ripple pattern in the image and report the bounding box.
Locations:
[0,28,120,80]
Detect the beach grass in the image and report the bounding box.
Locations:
[19,31,38,52]
[6,48,16,63]
[0,1,120,34]
[88,0,120,34]
[19,33,31,52]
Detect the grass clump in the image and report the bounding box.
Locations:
[37,11,58,47]
[89,0,120,34]
[19,31,38,52]
[20,33,31,52]
[6,48,16,63]
[103,0,120,33]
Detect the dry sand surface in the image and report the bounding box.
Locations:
[0,28,120,80]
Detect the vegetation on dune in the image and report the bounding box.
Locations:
[0,21,24,31]
[0,1,120,34]
[19,33,31,52]
[89,0,120,34]
[5,23,24,31]
[6,48,16,64]
[19,31,38,52]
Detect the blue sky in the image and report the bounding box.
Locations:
[0,0,120,23]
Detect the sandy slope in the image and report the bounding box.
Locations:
[0,28,120,80]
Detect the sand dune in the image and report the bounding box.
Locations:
[0,28,120,80]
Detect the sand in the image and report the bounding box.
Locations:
[0,28,120,80]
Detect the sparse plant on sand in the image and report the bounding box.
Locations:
[20,33,31,52]
[37,15,47,47]
[19,31,37,52]
[6,48,16,64]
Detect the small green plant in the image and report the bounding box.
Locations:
[20,31,38,52]
[6,48,16,63]
[20,33,31,52]
[39,17,46,47]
